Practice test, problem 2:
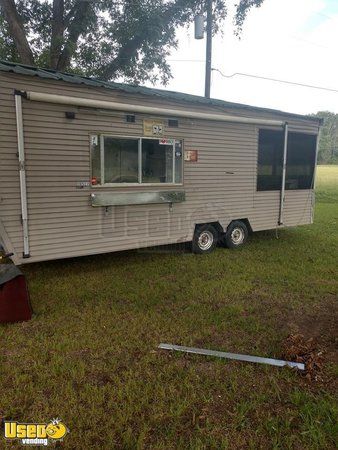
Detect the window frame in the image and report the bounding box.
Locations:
[90,134,184,187]
[256,127,284,192]
[256,127,318,192]
[285,131,317,190]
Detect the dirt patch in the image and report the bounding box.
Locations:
[285,295,338,365]
[280,296,337,387]
[281,333,325,382]
[244,290,337,363]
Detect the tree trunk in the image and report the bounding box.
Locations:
[50,0,64,69]
[0,0,34,65]
[57,0,90,71]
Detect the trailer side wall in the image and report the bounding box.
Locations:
[0,73,319,264]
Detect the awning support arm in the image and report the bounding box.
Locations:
[14,91,30,258]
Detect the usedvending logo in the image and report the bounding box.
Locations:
[4,418,68,446]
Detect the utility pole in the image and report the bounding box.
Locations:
[194,0,213,97]
[204,0,212,98]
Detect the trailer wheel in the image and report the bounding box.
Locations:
[223,221,248,249]
[192,224,218,254]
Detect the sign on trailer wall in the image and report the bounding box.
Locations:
[143,119,164,137]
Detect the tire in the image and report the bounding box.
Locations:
[223,221,248,249]
[192,224,218,254]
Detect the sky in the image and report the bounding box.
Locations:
[149,0,338,115]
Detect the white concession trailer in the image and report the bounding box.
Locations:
[0,61,322,265]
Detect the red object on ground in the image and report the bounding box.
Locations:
[0,265,32,323]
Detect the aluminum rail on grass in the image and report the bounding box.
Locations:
[278,122,289,226]
[25,91,285,127]
[14,93,30,258]
[159,343,305,370]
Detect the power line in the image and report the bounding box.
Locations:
[314,11,336,21]
[290,35,332,50]
[211,68,338,93]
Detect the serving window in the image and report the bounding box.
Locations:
[90,135,183,186]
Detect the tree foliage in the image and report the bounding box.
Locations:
[313,111,338,164]
[0,0,264,83]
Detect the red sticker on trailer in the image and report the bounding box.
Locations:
[159,139,175,145]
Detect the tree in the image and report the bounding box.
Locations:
[0,0,264,83]
[313,111,338,164]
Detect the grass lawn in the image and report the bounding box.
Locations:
[1,165,337,449]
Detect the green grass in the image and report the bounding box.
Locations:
[1,166,338,449]
[315,165,338,204]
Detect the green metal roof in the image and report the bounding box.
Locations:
[0,60,320,123]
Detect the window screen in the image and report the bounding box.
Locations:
[285,133,317,190]
[103,137,139,183]
[257,129,317,191]
[257,129,284,191]
[142,139,173,183]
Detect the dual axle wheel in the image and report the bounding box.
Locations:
[192,221,249,254]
